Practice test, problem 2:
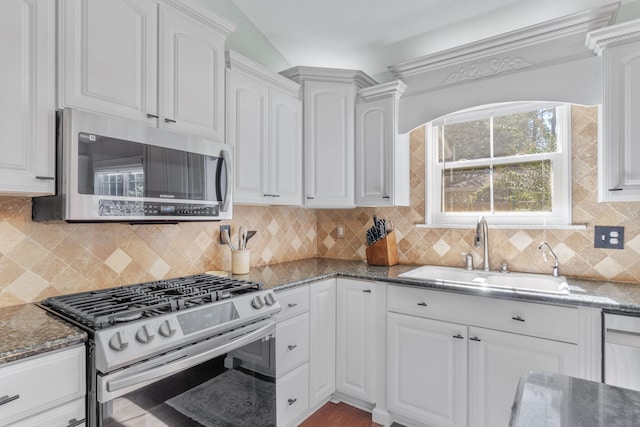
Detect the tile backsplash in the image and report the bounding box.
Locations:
[1,105,639,307]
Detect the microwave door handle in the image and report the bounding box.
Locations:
[221,148,232,213]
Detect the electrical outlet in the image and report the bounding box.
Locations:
[594,226,624,249]
[336,224,345,239]
[219,225,231,245]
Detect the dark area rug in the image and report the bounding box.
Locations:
[166,369,275,427]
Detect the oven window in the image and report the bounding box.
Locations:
[102,347,276,426]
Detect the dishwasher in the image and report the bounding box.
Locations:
[604,312,640,391]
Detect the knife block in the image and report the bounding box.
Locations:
[366,230,399,266]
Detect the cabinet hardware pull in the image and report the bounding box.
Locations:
[35,176,55,180]
[288,344,297,350]
[67,418,86,427]
[382,196,390,199]
[453,334,464,339]
[146,114,159,119]
[0,394,19,406]
[288,398,297,405]
[470,337,481,342]
[512,316,525,322]
[417,302,427,306]
[287,303,298,308]
[363,289,372,293]
[609,188,623,191]
[164,118,177,123]
[306,196,315,199]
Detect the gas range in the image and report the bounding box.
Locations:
[40,274,281,373]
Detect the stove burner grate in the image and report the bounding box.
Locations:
[41,274,262,329]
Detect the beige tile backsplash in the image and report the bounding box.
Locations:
[1,105,639,307]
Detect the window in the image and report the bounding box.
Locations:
[426,103,571,227]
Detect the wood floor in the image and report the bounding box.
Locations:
[299,402,382,427]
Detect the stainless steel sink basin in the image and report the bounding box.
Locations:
[398,266,569,295]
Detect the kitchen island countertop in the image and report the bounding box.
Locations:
[510,371,640,426]
[0,303,86,365]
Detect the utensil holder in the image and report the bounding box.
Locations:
[366,230,399,266]
[232,250,251,275]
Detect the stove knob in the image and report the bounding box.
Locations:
[264,293,276,306]
[251,296,264,309]
[136,324,155,344]
[109,331,129,352]
[159,319,177,338]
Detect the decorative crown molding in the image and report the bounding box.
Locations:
[159,0,236,36]
[280,66,378,89]
[586,18,640,55]
[359,80,407,101]
[442,56,534,86]
[388,3,618,79]
[227,50,300,96]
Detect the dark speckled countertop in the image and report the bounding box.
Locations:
[510,372,640,427]
[2,257,640,366]
[0,304,86,365]
[235,258,640,313]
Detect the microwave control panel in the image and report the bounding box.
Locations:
[98,199,219,217]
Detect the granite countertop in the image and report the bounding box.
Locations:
[2,257,640,366]
[235,257,640,313]
[510,372,640,426]
[0,304,86,366]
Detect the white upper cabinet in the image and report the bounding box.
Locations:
[59,0,234,140]
[587,19,640,202]
[281,67,376,207]
[0,0,56,196]
[356,81,410,207]
[227,51,302,205]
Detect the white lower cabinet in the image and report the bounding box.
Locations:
[386,285,591,427]
[467,327,577,427]
[0,345,86,427]
[277,363,310,427]
[308,279,337,408]
[335,278,378,403]
[388,313,467,427]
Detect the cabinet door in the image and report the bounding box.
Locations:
[227,69,269,204]
[160,6,225,140]
[388,312,468,427]
[0,0,55,195]
[59,0,158,124]
[309,279,336,408]
[269,89,303,205]
[600,40,640,201]
[467,327,577,427]
[303,81,355,207]
[336,279,377,403]
[355,97,393,206]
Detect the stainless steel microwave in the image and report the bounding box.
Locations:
[33,108,232,222]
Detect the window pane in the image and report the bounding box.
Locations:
[438,119,490,162]
[442,167,491,212]
[494,108,558,157]
[493,161,552,212]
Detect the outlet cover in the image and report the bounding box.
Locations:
[594,226,624,249]
[336,224,345,239]
[219,225,231,245]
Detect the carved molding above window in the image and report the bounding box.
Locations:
[442,57,534,86]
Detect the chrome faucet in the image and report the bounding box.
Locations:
[474,216,490,272]
[538,242,560,277]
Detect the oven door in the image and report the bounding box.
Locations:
[98,319,276,427]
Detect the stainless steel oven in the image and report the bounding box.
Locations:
[39,274,280,427]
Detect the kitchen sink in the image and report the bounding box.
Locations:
[398,265,569,295]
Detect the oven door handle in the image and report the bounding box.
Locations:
[103,320,275,396]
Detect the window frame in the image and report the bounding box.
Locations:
[425,102,572,227]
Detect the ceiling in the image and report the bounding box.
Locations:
[232,0,635,80]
